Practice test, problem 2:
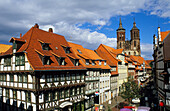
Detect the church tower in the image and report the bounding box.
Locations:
[130,20,141,56]
[117,18,125,49]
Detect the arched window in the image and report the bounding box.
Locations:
[134,41,136,47]
[129,52,130,55]
[120,42,121,48]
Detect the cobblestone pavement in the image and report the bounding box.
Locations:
[102,96,125,111]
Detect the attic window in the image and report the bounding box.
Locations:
[60,58,65,65]
[99,61,101,65]
[13,41,17,49]
[66,47,71,54]
[42,43,50,51]
[92,60,95,66]
[43,56,51,65]
[104,61,106,66]
[77,49,82,54]
[86,59,89,65]
[75,59,79,66]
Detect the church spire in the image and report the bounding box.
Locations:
[117,18,125,31]
[132,18,138,29]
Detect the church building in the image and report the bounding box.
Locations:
[117,18,141,56]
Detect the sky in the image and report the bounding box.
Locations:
[0,0,169,60]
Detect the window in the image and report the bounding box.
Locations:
[13,90,17,99]
[53,91,58,100]
[66,74,70,81]
[23,74,27,83]
[26,92,31,102]
[81,87,84,94]
[43,56,51,65]
[45,93,48,102]
[99,61,101,65]
[86,59,89,65]
[18,74,22,82]
[81,74,84,80]
[13,42,17,49]
[129,52,130,55]
[77,49,82,54]
[42,43,50,50]
[134,41,136,47]
[48,93,51,101]
[77,88,80,95]
[54,75,59,82]
[46,75,52,83]
[66,47,71,54]
[4,57,11,66]
[65,89,69,98]
[75,88,77,95]
[120,42,121,48]
[60,74,65,81]
[6,89,9,98]
[76,73,80,80]
[104,61,106,66]
[72,74,75,81]
[16,54,25,66]
[59,90,64,99]
[75,59,79,66]
[10,75,14,82]
[134,52,136,55]
[92,60,95,66]
[60,58,65,65]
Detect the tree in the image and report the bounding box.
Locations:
[119,77,142,103]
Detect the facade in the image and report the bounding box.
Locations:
[95,44,127,96]
[68,42,111,110]
[117,18,141,56]
[153,27,170,110]
[130,55,151,86]
[0,24,86,111]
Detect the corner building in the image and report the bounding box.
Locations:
[0,24,86,111]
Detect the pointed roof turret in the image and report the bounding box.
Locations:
[117,18,125,31]
[131,18,138,30]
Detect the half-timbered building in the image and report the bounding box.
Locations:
[68,42,111,110]
[0,24,86,111]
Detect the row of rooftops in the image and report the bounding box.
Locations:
[0,24,151,74]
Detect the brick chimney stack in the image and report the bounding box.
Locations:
[49,28,53,33]
[34,23,39,28]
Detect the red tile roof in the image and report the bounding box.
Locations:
[1,24,86,71]
[68,42,111,70]
[161,31,170,41]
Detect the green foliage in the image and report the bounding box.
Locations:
[119,77,142,102]
[108,106,111,111]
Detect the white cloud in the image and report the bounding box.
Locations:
[42,22,117,49]
[141,43,153,60]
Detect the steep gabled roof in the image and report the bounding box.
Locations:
[161,31,170,41]
[68,42,111,70]
[1,24,85,71]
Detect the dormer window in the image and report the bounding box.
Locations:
[13,41,17,49]
[42,43,50,50]
[92,60,95,66]
[60,58,65,65]
[104,61,107,66]
[77,49,82,54]
[43,56,51,65]
[75,59,79,66]
[66,47,71,54]
[86,59,89,65]
[4,57,11,66]
[99,61,101,65]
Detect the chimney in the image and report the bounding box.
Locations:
[20,33,22,38]
[34,23,39,28]
[49,28,53,33]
